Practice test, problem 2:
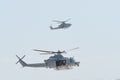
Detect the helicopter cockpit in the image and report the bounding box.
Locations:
[56,59,66,67]
[48,54,66,67]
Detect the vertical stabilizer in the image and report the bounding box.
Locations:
[50,26,54,30]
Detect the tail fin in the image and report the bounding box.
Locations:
[50,26,54,30]
[16,55,27,67]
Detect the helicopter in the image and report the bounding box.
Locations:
[50,19,72,30]
[16,47,80,70]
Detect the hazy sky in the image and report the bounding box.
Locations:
[0,0,120,80]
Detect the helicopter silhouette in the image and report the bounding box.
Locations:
[50,19,72,30]
[16,47,80,70]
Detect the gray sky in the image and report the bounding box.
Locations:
[0,0,120,80]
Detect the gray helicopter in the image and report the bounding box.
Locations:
[16,47,80,70]
[50,19,72,30]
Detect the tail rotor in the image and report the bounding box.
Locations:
[16,55,26,64]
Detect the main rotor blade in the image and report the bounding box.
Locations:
[53,19,71,23]
[66,47,79,52]
[33,49,53,52]
[33,49,69,54]
[64,18,71,22]
[33,49,56,54]
[52,20,63,23]
[39,53,52,55]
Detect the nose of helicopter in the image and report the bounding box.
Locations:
[68,24,72,27]
[65,23,72,28]
[75,62,80,66]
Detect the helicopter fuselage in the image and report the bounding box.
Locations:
[17,54,80,70]
[59,23,72,28]
[50,23,72,30]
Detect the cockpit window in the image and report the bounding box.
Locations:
[70,57,74,63]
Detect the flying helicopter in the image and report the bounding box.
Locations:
[16,47,80,70]
[50,19,72,30]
